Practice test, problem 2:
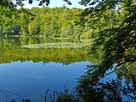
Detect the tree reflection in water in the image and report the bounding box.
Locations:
[76,64,136,102]
[1,64,135,102]
[0,37,136,102]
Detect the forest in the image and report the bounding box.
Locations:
[0,0,136,102]
[0,7,92,40]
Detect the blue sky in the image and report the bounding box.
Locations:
[22,0,85,9]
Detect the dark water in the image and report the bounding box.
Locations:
[0,37,136,102]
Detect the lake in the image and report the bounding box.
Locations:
[0,37,93,102]
[0,37,136,102]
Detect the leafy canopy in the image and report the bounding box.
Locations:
[1,0,136,78]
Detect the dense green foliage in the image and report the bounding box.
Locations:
[63,0,136,79]
[0,0,136,101]
[74,0,136,102]
[0,7,92,40]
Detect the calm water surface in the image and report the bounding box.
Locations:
[0,37,92,102]
[0,37,135,102]
[0,61,91,102]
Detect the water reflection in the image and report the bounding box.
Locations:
[76,64,136,102]
[0,37,96,64]
[0,37,136,102]
[0,37,93,102]
[0,61,91,102]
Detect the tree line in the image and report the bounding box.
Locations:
[0,0,136,101]
[0,7,92,40]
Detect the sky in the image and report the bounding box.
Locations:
[22,0,85,9]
